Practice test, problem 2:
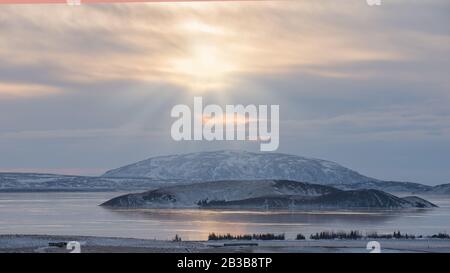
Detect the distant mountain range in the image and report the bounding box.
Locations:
[0,173,179,192]
[101,180,437,209]
[425,183,450,195]
[0,150,448,195]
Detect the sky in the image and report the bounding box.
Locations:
[0,0,449,185]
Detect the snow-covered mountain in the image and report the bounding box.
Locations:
[101,180,436,209]
[103,150,377,185]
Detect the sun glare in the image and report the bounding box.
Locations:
[165,19,236,92]
[169,43,235,92]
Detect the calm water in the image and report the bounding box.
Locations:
[0,192,449,241]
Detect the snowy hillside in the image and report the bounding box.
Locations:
[101,180,338,207]
[101,180,436,209]
[331,181,432,193]
[103,150,377,185]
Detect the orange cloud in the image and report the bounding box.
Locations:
[0,82,60,98]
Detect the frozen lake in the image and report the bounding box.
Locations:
[0,192,449,241]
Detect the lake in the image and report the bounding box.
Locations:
[0,192,449,241]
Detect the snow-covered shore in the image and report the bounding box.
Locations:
[1,235,449,253]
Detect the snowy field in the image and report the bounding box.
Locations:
[1,235,450,253]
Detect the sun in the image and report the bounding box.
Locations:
[170,44,235,92]
[165,20,236,93]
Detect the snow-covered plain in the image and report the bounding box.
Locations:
[1,235,449,253]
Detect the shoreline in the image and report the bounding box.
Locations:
[1,234,450,253]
